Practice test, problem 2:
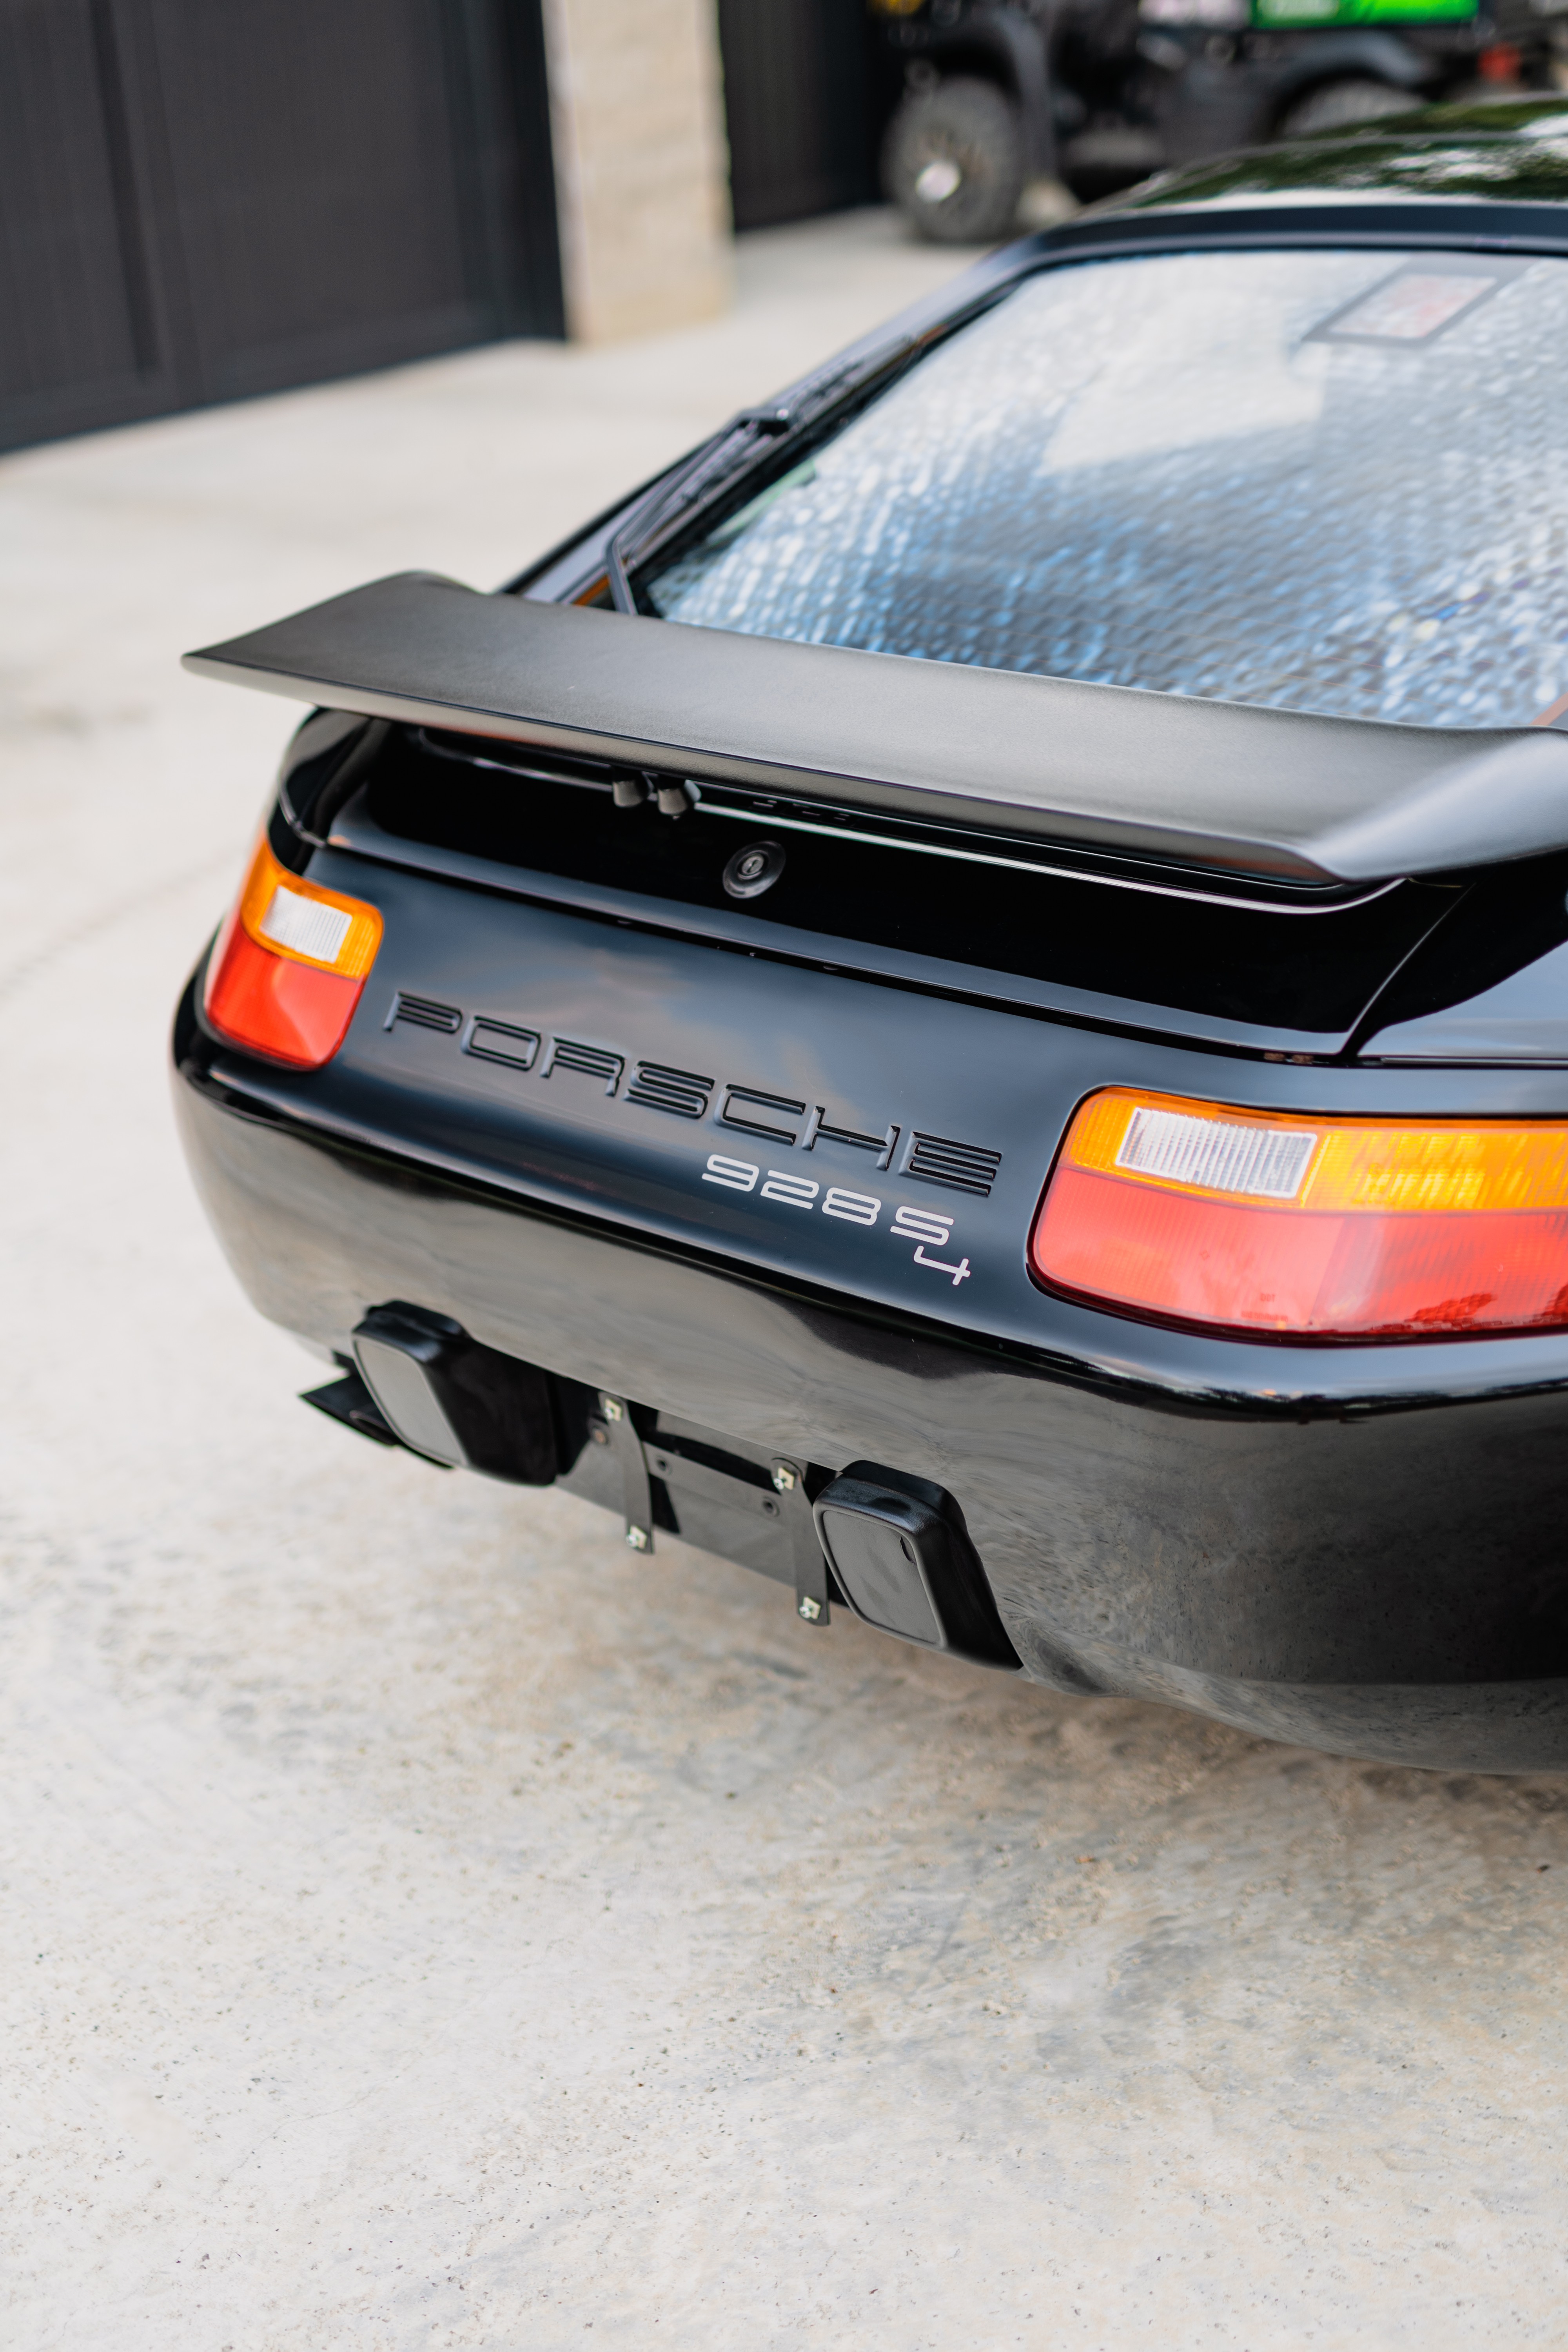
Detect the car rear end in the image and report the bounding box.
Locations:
[174,154,1568,1769]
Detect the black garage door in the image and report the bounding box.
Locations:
[718,0,899,230]
[0,0,562,453]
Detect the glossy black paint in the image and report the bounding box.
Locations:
[335,774,1387,1060]
[358,731,1454,1043]
[176,132,1568,1769]
[1360,860,1568,1060]
[1106,97,1568,218]
[172,791,1568,1772]
[186,824,1568,1343]
[175,979,1568,1772]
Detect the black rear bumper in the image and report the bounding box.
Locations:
[176,989,1568,1773]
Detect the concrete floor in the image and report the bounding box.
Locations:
[5,210,1568,2351]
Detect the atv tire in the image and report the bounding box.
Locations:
[883,78,1027,247]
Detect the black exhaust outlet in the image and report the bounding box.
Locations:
[348,1303,558,1483]
[813,1463,1019,1670]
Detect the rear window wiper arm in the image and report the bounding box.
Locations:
[604,339,920,615]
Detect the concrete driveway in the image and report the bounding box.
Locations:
[5,210,1568,2351]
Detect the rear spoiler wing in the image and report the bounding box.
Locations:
[184,571,1568,887]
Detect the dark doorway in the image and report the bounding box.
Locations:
[0,0,563,454]
[718,0,899,230]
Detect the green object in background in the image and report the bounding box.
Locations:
[1252,0,1476,22]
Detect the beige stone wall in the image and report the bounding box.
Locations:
[542,0,733,343]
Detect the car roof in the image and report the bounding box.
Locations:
[1038,94,1568,252]
[727,97,1568,474]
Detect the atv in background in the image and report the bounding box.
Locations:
[871,0,1568,240]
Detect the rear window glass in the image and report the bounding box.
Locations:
[645,249,1568,731]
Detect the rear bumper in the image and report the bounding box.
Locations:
[176,991,1568,1773]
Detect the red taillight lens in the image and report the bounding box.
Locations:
[1030,1089,1568,1341]
[203,838,382,1069]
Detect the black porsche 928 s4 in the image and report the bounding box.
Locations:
[176,100,1568,1773]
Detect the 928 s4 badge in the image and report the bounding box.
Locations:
[701,1152,973,1284]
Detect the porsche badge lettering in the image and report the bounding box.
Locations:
[702,1155,973,1284]
[383,990,999,1267]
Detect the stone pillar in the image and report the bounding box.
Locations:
[542,0,733,343]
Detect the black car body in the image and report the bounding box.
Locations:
[177,103,1568,1772]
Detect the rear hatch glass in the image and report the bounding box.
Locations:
[645,247,1568,732]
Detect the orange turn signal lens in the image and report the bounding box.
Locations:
[1031,1089,1568,1341]
[203,837,382,1069]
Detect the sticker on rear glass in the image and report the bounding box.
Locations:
[1309,263,1519,348]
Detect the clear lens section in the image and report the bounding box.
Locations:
[258,883,352,965]
[236,839,381,978]
[1117,1105,1317,1200]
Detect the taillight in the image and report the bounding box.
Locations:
[203,837,382,1069]
[1030,1089,1568,1341]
